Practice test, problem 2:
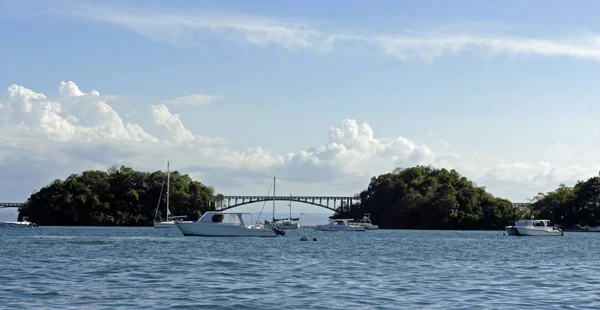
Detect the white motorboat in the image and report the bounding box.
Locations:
[349,213,378,230]
[175,211,285,237]
[153,162,190,228]
[0,220,36,228]
[317,219,365,231]
[0,216,37,228]
[506,219,563,236]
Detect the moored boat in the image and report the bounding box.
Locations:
[507,219,563,236]
[349,213,378,230]
[175,211,285,237]
[317,219,365,231]
[263,182,300,230]
[0,217,37,228]
[153,162,191,228]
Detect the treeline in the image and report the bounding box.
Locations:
[334,166,523,230]
[18,166,215,226]
[20,163,600,229]
[529,176,600,228]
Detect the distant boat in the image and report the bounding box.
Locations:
[349,213,378,230]
[317,218,365,231]
[0,216,37,228]
[263,178,300,230]
[505,219,563,236]
[175,211,285,237]
[581,225,600,232]
[153,162,189,228]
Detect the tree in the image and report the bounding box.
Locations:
[334,165,520,230]
[19,166,215,226]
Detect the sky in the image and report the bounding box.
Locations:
[2,0,600,221]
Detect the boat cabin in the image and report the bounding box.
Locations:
[328,219,354,226]
[515,219,554,228]
[196,212,254,226]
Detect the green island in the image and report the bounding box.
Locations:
[18,166,215,226]
[17,165,600,229]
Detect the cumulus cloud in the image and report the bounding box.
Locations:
[9,1,600,63]
[164,94,223,107]
[0,81,599,203]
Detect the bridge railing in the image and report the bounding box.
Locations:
[0,203,25,209]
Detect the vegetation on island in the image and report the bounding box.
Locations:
[333,166,521,230]
[18,166,215,226]
[17,163,600,229]
[528,176,600,228]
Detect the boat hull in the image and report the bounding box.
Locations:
[317,225,365,231]
[154,221,176,228]
[176,222,277,237]
[359,224,379,230]
[505,226,520,236]
[516,227,563,236]
[265,223,300,230]
[0,221,35,228]
[154,221,193,228]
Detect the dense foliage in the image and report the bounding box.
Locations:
[334,166,522,230]
[529,176,600,227]
[18,166,215,226]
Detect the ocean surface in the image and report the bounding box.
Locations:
[1,227,600,309]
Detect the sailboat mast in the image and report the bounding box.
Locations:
[289,193,292,221]
[166,161,170,221]
[272,177,276,222]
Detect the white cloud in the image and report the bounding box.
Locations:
[164,94,223,107]
[12,1,600,62]
[1,81,599,204]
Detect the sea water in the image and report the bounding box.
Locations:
[1,227,599,309]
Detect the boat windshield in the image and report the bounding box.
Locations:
[198,213,253,225]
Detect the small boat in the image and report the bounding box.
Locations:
[505,219,563,236]
[0,217,37,228]
[153,162,190,228]
[317,219,365,231]
[349,213,378,230]
[264,188,300,230]
[175,211,285,237]
[582,225,600,232]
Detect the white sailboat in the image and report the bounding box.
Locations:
[264,178,300,230]
[153,162,188,228]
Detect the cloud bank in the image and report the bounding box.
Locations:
[1,81,598,204]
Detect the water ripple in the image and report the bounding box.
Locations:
[2,227,600,309]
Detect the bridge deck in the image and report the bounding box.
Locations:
[0,203,25,209]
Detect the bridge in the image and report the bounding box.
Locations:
[0,201,532,212]
[0,203,24,209]
[209,195,359,212]
[208,196,532,212]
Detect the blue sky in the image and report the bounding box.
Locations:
[2,0,600,221]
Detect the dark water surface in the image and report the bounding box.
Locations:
[1,227,599,309]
